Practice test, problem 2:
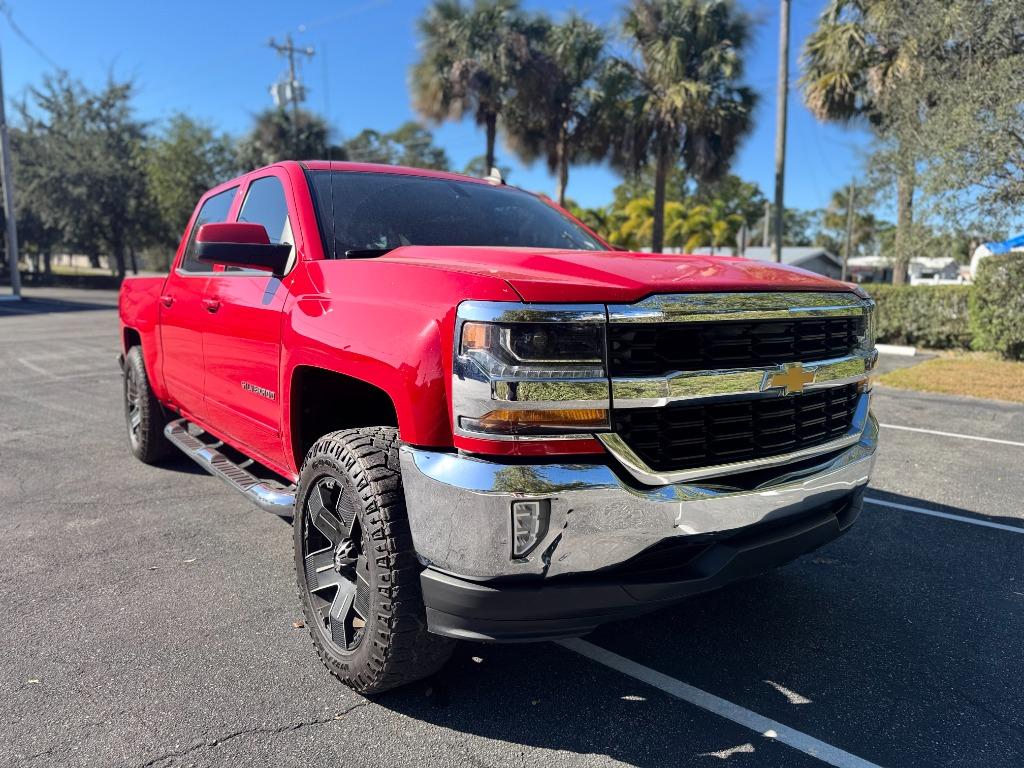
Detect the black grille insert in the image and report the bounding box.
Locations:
[613,384,861,474]
[609,316,865,377]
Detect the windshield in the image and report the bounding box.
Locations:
[308,170,606,258]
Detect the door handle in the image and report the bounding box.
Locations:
[160,294,174,307]
[202,297,221,313]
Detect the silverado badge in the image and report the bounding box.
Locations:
[765,362,815,395]
[241,381,276,400]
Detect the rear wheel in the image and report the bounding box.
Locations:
[123,346,172,464]
[294,427,454,694]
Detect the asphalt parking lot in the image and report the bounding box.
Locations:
[2,287,1022,768]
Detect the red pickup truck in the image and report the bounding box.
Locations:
[119,161,878,693]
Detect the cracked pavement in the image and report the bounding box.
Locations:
[1,288,1022,767]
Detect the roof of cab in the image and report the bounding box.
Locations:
[298,160,493,186]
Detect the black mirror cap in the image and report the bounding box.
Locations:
[196,241,293,276]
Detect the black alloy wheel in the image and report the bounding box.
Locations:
[122,345,172,464]
[125,362,143,450]
[300,476,371,651]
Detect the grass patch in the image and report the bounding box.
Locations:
[878,352,1024,403]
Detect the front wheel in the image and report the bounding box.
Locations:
[293,427,454,694]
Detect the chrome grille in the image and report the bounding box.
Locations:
[612,384,860,473]
[608,316,865,377]
[602,291,876,484]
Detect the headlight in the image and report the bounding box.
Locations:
[461,321,604,373]
[453,302,611,440]
[864,299,877,350]
[859,299,878,393]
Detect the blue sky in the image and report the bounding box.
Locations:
[1,0,873,212]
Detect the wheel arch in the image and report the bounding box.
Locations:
[288,365,399,471]
[123,326,142,352]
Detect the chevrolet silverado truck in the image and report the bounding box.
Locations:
[119,161,879,693]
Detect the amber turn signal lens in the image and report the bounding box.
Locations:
[857,376,875,394]
[476,408,609,430]
[461,321,491,351]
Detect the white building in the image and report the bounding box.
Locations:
[847,255,965,285]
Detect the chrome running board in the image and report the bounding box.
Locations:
[164,418,296,516]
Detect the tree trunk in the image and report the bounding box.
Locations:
[651,147,668,253]
[893,166,915,285]
[129,246,139,275]
[112,241,127,280]
[555,123,569,207]
[43,249,51,276]
[484,113,497,174]
[88,252,101,269]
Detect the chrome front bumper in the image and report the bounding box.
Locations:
[400,411,878,581]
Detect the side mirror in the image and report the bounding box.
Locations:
[196,222,292,276]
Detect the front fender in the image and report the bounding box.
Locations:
[280,259,519,473]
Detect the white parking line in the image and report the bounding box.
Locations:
[557,638,885,768]
[880,423,1024,448]
[864,497,1024,534]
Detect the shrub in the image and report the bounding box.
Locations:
[862,284,972,350]
[970,254,1024,360]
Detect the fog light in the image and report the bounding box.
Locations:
[511,499,550,558]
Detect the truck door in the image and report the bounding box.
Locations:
[160,186,238,422]
[200,172,292,465]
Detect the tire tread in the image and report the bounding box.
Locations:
[295,427,454,694]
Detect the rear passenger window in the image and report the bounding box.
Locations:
[180,187,237,273]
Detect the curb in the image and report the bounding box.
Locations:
[876,343,917,357]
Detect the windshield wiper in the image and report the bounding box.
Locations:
[344,248,395,259]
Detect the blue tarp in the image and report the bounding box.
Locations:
[984,233,1024,254]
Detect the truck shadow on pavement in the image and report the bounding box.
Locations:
[0,295,116,315]
[369,489,1023,767]
[374,641,767,767]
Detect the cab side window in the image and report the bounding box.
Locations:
[231,176,294,273]
[180,187,237,273]
[239,176,290,244]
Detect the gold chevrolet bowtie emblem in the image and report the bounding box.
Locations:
[766,362,815,395]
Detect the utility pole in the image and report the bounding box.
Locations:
[772,0,791,264]
[269,34,314,157]
[762,201,770,248]
[842,179,856,281]
[0,38,20,298]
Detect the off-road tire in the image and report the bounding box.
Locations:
[294,427,455,694]
[123,346,172,464]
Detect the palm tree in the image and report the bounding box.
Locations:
[800,0,918,283]
[613,197,656,249]
[683,199,744,253]
[504,14,608,206]
[565,199,614,241]
[237,108,331,169]
[608,0,756,253]
[411,0,542,173]
[820,184,878,257]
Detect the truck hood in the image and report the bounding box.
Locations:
[378,246,857,303]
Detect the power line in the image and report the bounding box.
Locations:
[296,0,391,34]
[0,1,61,71]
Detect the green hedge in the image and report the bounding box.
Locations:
[862,284,973,350]
[970,254,1024,360]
